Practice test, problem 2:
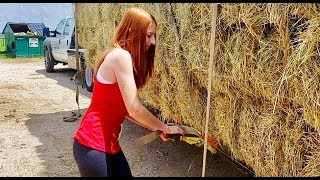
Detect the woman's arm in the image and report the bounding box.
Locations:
[109,49,184,138]
[125,115,150,130]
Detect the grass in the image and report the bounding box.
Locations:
[0,52,43,59]
[0,52,12,59]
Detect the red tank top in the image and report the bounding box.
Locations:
[73,75,128,154]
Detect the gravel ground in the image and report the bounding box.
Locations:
[0,57,252,177]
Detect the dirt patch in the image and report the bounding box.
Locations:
[0,58,252,177]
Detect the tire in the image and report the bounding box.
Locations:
[44,48,54,73]
[84,65,94,92]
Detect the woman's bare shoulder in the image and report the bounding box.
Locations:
[106,48,132,62]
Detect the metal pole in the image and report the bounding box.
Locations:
[202,3,218,177]
[74,3,79,72]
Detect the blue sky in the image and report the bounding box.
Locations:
[0,3,74,32]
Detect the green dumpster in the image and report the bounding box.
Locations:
[0,34,5,52]
[2,22,47,58]
[14,36,45,58]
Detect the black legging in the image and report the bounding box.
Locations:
[73,139,132,177]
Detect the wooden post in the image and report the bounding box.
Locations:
[202,3,218,177]
[74,3,80,73]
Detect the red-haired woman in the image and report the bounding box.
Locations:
[72,7,184,177]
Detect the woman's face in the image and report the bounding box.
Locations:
[146,21,156,51]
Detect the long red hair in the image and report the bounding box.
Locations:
[95,7,157,89]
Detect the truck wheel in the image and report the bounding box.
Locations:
[84,65,94,92]
[44,49,54,72]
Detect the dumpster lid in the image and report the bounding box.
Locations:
[27,23,47,36]
[3,22,46,36]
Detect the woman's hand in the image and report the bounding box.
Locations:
[159,125,184,141]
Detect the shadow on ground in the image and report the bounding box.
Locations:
[25,110,83,176]
[36,67,92,99]
[120,119,252,177]
[25,109,252,177]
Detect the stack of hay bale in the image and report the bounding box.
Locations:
[75,3,320,176]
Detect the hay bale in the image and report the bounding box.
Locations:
[75,3,320,176]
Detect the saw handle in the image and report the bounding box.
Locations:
[166,134,182,141]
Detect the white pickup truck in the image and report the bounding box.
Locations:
[43,17,94,92]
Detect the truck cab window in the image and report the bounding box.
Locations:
[63,18,74,36]
[55,19,66,35]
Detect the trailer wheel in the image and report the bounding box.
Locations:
[44,49,54,73]
[84,65,94,92]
